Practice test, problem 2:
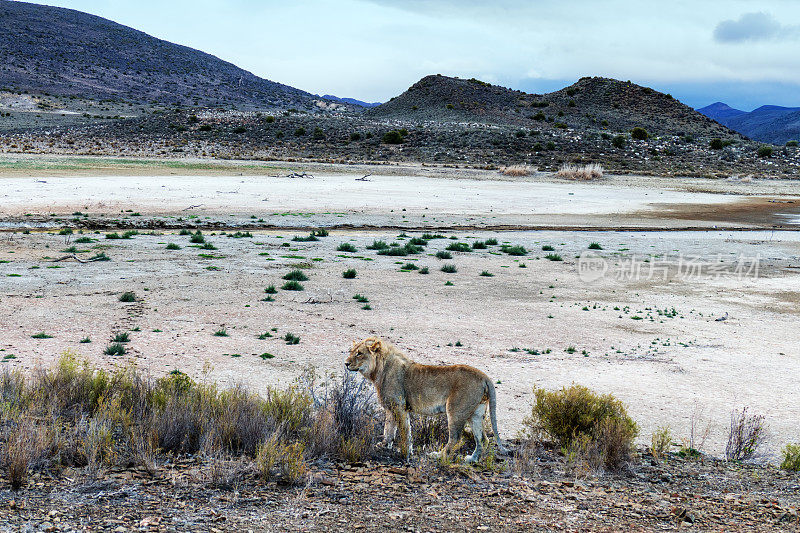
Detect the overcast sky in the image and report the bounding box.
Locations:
[34,0,800,110]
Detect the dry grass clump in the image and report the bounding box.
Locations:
[556,163,604,180]
[0,353,382,489]
[524,384,638,471]
[500,165,534,177]
[725,407,767,462]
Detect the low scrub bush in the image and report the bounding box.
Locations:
[781,444,800,471]
[342,268,357,279]
[435,250,452,260]
[440,264,457,273]
[337,243,357,253]
[757,145,773,158]
[502,245,527,256]
[525,384,638,470]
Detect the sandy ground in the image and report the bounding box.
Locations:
[1,167,800,230]
[2,160,800,460]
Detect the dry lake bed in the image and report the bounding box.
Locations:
[2,160,800,459]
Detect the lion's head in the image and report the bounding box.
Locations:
[345,337,384,375]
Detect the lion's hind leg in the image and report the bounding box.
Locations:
[464,402,488,463]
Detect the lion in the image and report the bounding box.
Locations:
[345,336,508,462]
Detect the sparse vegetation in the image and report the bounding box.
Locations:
[557,163,603,180]
[725,407,767,462]
[282,270,308,282]
[119,291,137,302]
[337,243,357,253]
[342,268,357,279]
[281,281,304,291]
[440,264,457,273]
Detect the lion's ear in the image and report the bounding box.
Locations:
[369,339,382,353]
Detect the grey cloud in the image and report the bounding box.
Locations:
[713,12,795,43]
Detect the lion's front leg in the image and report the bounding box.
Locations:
[381,411,398,448]
[395,408,413,459]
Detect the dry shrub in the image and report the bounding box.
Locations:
[725,407,767,462]
[501,165,533,177]
[411,414,450,453]
[525,384,638,470]
[556,163,604,180]
[650,425,672,461]
[2,419,36,490]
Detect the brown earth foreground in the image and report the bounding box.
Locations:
[1,447,799,532]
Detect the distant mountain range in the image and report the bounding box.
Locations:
[697,102,800,144]
[320,95,381,108]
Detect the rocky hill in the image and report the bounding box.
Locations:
[0,0,326,111]
[368,75,739,139]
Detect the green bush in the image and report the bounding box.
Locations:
[786,140,799,147]
[526,384,638,446]
[758,145,773,158]
[281,281,304,291]
[366,240,389,250]
[294,127,306,136]
[337,243,357,253]
[446,242,471,253]
[630,127,648,140]
[342,269,357,279]
[118,292,136,302]
[709,138,723,150]
[781,443,800,471]
[612,135,626,148]
[382,130,404,144]
[440,264,457,273]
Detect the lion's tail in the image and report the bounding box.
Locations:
[485,379,509,454]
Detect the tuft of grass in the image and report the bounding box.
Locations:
[213,328,229,337]
[119,291,137,302]
[342,268,357,279]
[480,270,494,277]
[545,253,563,261]
[472,241,487,250]
[557,163,604,180]
[446,242,471,253]
[485,238,499,246]
[282,270,308,282]
[79,337,92,344]
[541,245,555,251]
[260,352,275,360]
[440,264,457,273]
[89,253,110,262]
[353,294,369,303]
[283,333,300,345]
[281,281,304,291]
[258,332,273,339]
[292,234,319,242]
[74,236,94,243]
[337,243,357,253]
[264,285,277,294]
[166,243,181,250]
[103,343,126,356]
[376,243,422,256]
[401,262,419,271]
[361,304,372,310]
[189,232,205,244]
[502,245,527,256]
[418,266,429,274]
[588,242,603,250]
[366,240,389,250]
[435,250,452,260]
[31,332,53,339]
[111,332,130,343]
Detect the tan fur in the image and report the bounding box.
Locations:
[345,337,508,462]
